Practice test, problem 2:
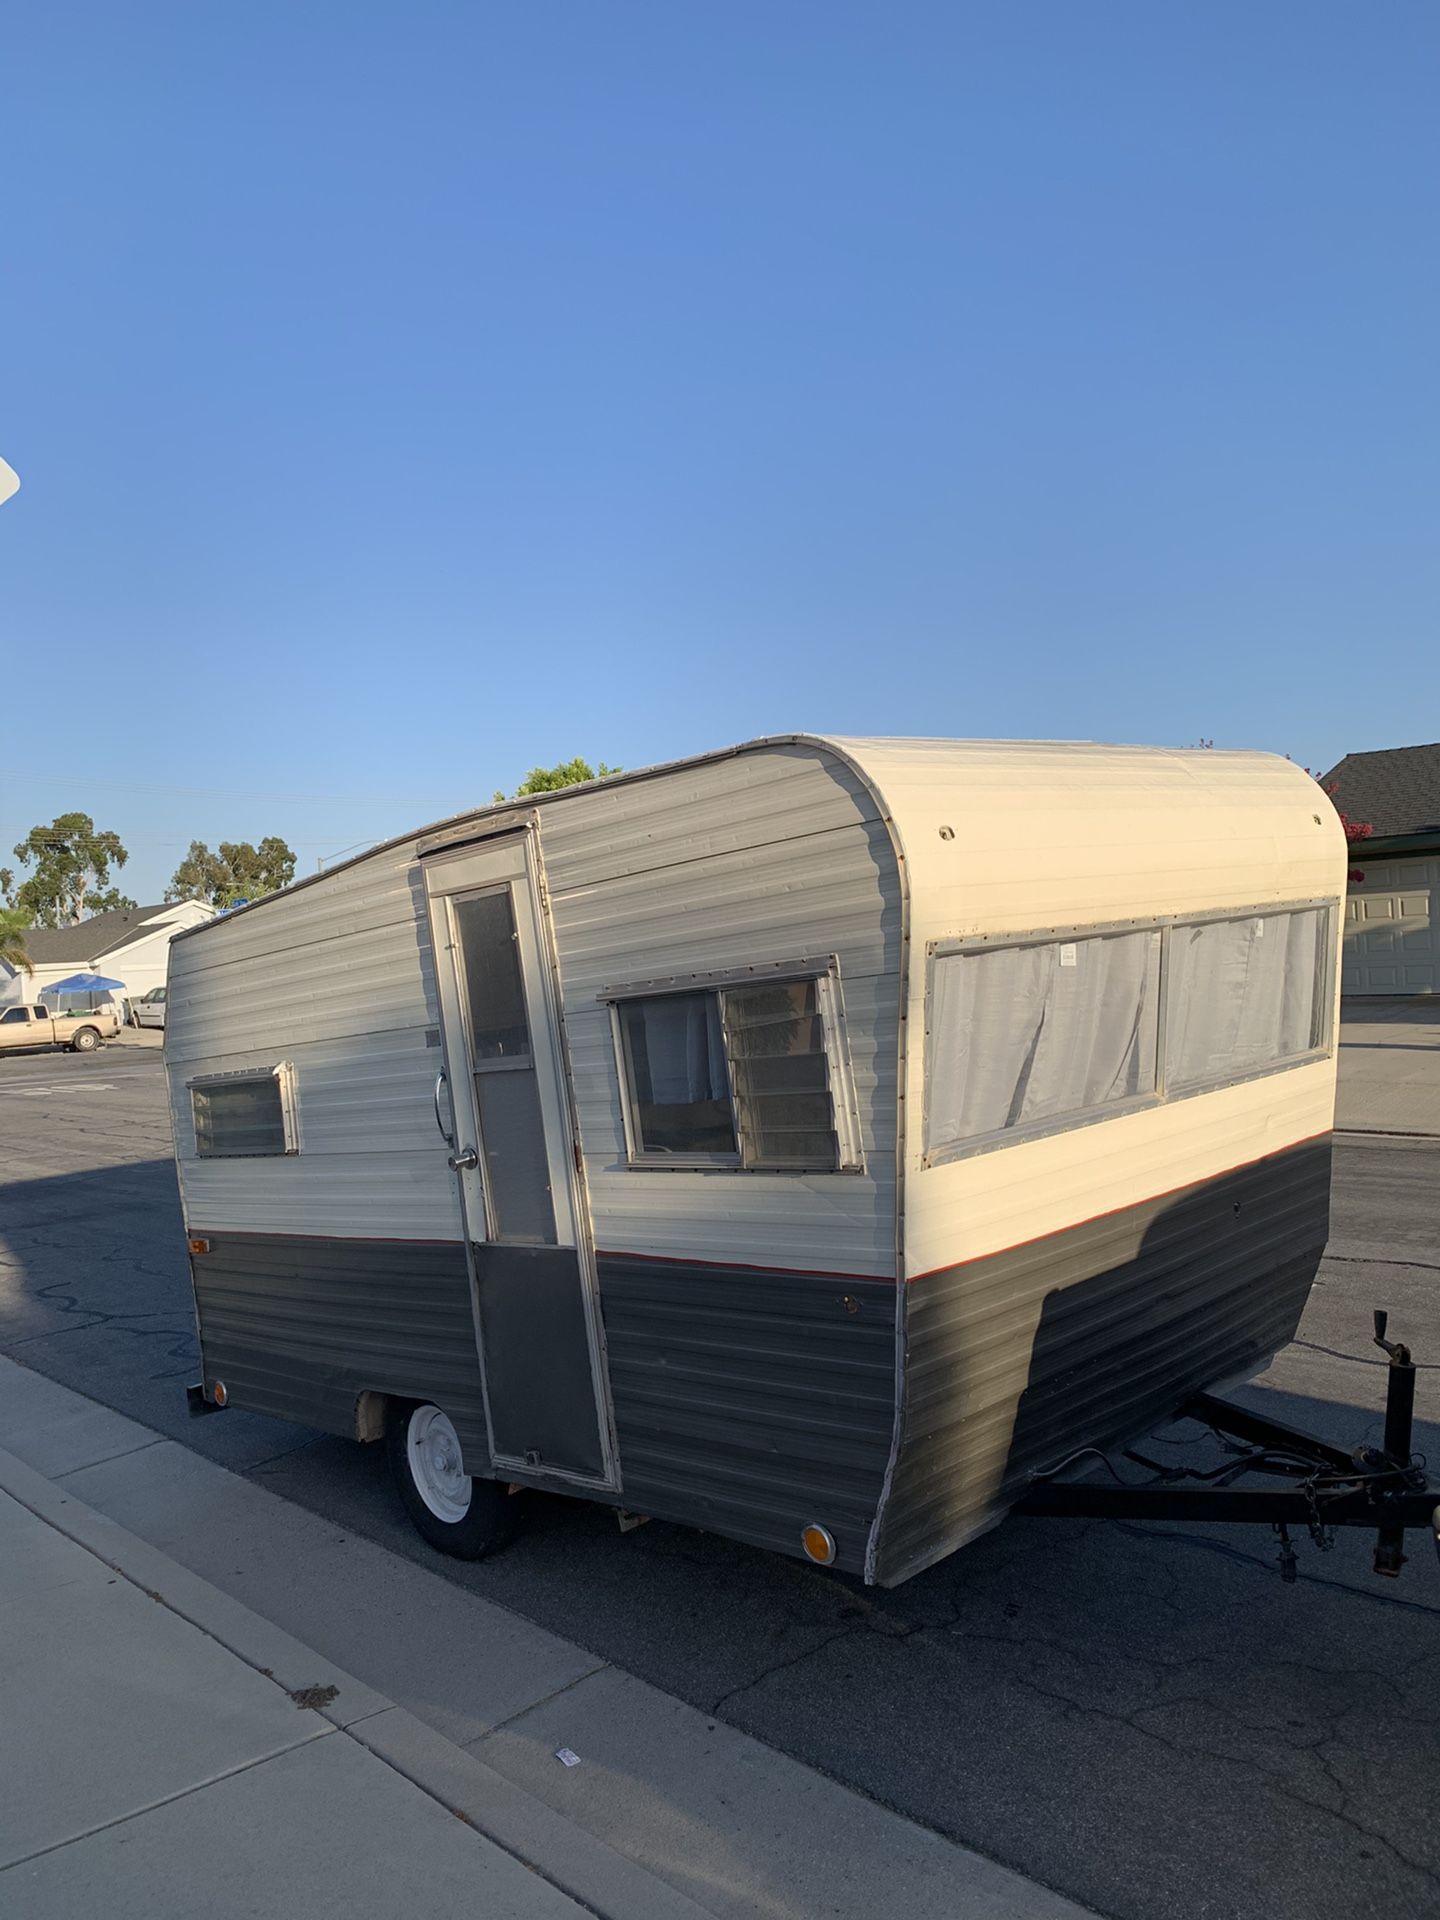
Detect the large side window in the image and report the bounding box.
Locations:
[927,928,1162,1157]
[1164,907,1328,1091]
[613,969,860,1171]
[189,1065,298,1158]
[925,902,1334,1165]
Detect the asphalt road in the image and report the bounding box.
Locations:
[2,1041,1438,1920]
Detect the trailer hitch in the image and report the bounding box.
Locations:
[1017,1311,1439,1586]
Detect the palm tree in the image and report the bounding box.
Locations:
[0,907,34,978]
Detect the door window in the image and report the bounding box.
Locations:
[452,888,557,1245]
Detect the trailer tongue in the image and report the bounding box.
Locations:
[1018,1311,1439,1584]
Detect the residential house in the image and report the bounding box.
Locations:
[0,900,216,1008]
[1323,742,1440,995]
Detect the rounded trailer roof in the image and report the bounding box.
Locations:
[174,734,1343,943]
[829,736,1347,936]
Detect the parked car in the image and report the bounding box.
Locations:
[0,1003,120,1054]
[133,987,168,1029]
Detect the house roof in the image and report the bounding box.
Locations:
[1321,742,1440,838]
[17,904,179,965]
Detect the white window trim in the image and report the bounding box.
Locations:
[923,899,1336,1169]
[603,957,864,1174]
[187,1062,300,1159]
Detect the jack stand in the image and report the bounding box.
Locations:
[1372,1310,1417,1577]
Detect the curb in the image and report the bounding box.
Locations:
[0,1444,710,1920]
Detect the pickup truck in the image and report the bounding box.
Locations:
[0,1003,121,1054]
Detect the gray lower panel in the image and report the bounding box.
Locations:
[873,1137,1333,1586]
[472,1243,605,1478]
[190,1233,490,1469]
[596,1256,897,1576]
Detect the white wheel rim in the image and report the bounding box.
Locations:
[406,1406,471,1523]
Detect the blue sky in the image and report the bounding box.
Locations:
[2,3,1436,904]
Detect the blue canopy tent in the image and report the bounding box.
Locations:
[39,972,129,1016]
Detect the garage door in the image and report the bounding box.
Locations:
[1343,857,1440,994]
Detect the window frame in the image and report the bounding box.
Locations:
[922,898,1336,1169]
[603,956,864,1174]
[188,1062,300,1159]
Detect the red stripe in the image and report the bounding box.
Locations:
[595,1247,896,1283]
[188,1130,1330,1287]
[903,1129,1333,1285]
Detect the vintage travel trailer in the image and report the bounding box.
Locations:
[166,738,1349,1586]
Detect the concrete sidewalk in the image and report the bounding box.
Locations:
[1336,997,1440,1137]
[0,1447,707,1920]
[0,1359,1090,1920]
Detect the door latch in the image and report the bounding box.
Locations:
[447,1146,479,1172]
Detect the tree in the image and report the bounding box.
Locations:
[167,837,298,908]
[0,906,33,977]
[11,813,134,927]
[492,757,620,804]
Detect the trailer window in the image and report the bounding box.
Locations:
[613,969,861,1171]
[189,1064,298,1157]
[617,993,738,1159]
[927,928,1162,1158]
[1165,907,1328,1091]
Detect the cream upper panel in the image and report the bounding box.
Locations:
[824,741,1347,1276]
[831,739,1345,939]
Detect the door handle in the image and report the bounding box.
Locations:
[448,1146,479,1172]
[433,1070,455,1147]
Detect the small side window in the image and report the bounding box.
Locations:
[611,967,861,1172]
[189,1064,298,1158]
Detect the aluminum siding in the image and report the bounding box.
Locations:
[166,843,463,1244]
[538,744,903,1278]
[596,1256,895,1575]
[873,1137,1332,1586]
[191,1232,489,1466]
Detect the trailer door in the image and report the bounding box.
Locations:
[423,833,614,1489]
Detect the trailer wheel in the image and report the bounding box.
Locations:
[69,1026,102,1053]
[387,1401,518,1559]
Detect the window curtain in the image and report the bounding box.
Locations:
[635,992,729,1104]
[928,929,1160,1152]
[1165,909,1323,1088]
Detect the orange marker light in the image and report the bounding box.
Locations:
[801,1523,836,1566]
[188,1237,210,1255]
[212,1381,228,1407]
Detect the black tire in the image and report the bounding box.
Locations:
[70,1026,102,1053]
[386,1400,520,1559]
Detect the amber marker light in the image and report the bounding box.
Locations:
[801,1523,837,1565]
[212,1382,228,1407]
[188,1237,210,1255]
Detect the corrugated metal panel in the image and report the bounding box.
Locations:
[191,1232,488,1467]
[873,1138,1331,1586]
[178,1150,458,1241]
[547,818,901,994]
[904,1056,1337,1279]
[597,1255,895,1575]
[539,746,903,1279]
[170,845,424,979]
[833,738,1347,938]
[166,912,434,1062]
[537,743,877,890]
[166,840,456,1243]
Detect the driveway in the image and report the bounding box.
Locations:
[1338,996,1440,1136]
